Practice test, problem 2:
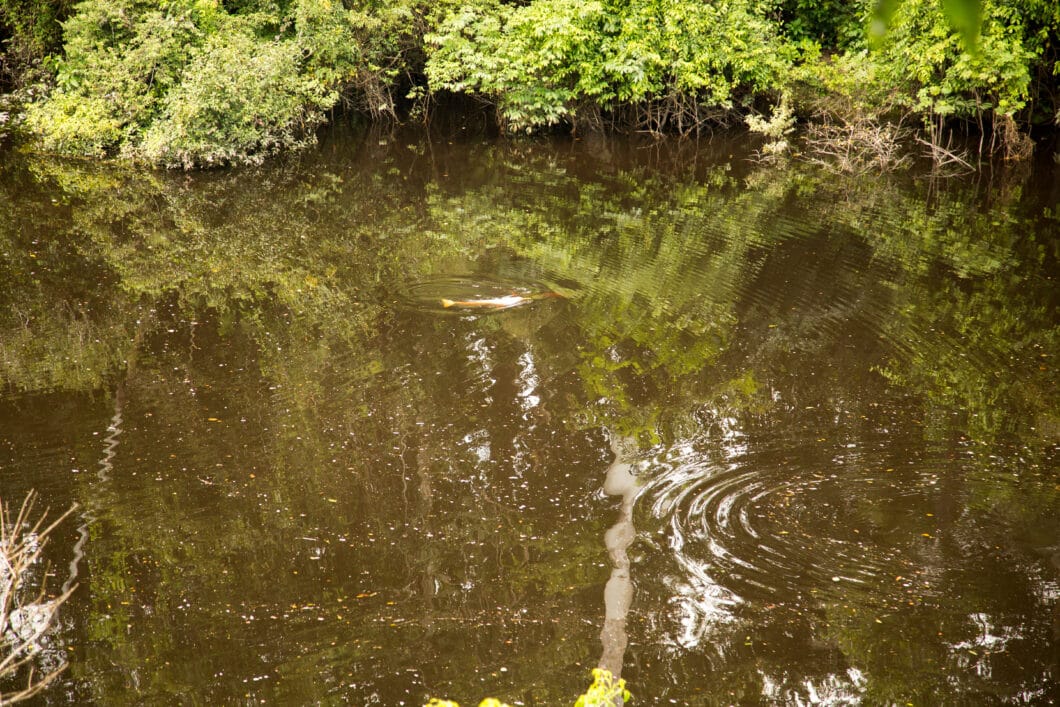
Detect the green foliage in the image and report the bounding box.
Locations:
[426,0,793,132]
[873,0,1039,118]
[870,0,984,50]
[791,49,897,120]
[23,0,239,161]
[790,0,1059,160]
[10,0,1058,162]
[779,0,864,48]
[424,0,601,129]
[51,0,209,119]
[297,0,435,119]
[746,92,796,156]
[138,28,332,167]
[0,0,74,80]
[22,92,122,155]
[19,0,439,166]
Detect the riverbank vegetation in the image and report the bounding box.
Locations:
[1,0,1057,167]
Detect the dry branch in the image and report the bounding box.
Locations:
[1,491,77,704]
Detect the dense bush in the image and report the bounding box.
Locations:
[138,29,331,167]
[425,0,1055,145]
[21,0,437,166]
[869,0,1051,122]
[777,0,865,48]
[23,0,206,155]
[0,0,74,85]
[789,0,1058,162]
[425,0,794,133]
[7,0,1059,166]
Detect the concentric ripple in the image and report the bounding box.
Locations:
[641,438,942,606]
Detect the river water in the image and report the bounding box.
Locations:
[1,126,1058,705]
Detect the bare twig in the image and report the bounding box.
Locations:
[1,491,78,704]
[915,135,975,173]
[804,117,912,175]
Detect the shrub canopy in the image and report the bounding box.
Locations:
[7,0,1058,166]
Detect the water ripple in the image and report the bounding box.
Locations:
[641,439,931,608]
[398,275,564,315]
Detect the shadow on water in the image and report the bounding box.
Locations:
[0,123,1058,704]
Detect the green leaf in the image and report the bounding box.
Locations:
[869,0,901,47]
[942,0,982,53]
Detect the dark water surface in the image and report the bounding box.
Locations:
[1,126,1058,705]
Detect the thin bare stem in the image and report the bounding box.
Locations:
[1,491,78,704]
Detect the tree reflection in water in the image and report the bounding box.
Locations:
[0,130,1056,704]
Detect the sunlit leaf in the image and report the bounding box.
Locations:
[872,0,982,52]
[869,0,901,47]
[942,0,982,52]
